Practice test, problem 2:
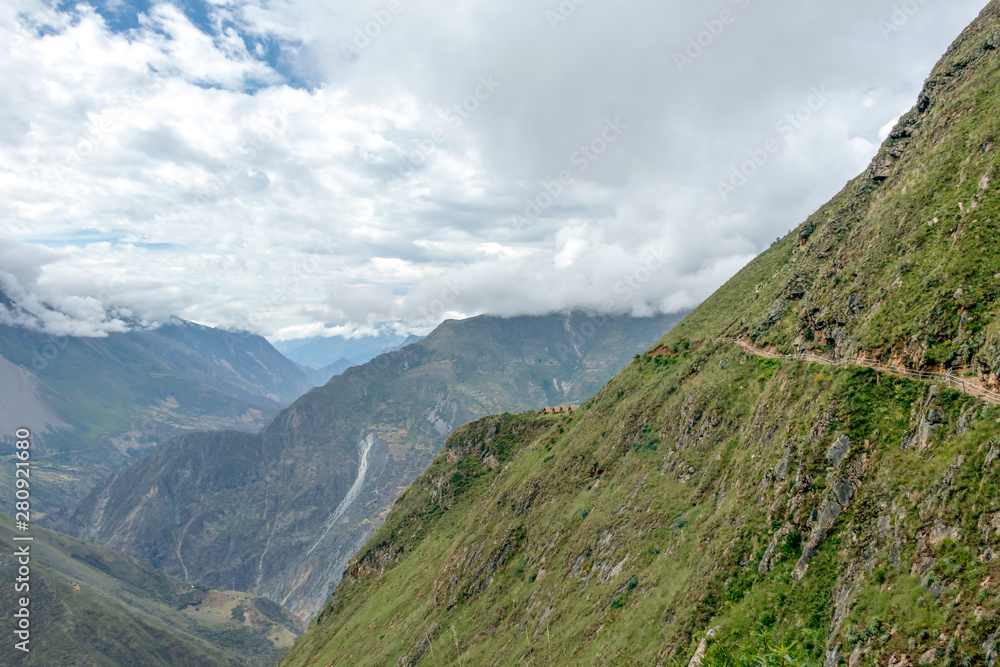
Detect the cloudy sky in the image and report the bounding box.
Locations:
[0,0,987,340]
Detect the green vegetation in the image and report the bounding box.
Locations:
[702,633,807,667]
[283,337,1000,665]
[667,10,1000,379]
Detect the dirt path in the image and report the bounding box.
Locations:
[714,337,1000,406]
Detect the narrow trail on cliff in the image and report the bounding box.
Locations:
[714,337,1000,406]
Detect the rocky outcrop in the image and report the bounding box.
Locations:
[687,628,718,667]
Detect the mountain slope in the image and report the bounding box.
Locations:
[0,516,301,666]
[282,6,1000,666]
[126,320,316,408]
[0,318,314,512]
[54,312,682,619]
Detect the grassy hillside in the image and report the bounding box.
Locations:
[284,346,1000,666]
[283,5,1000,666]
[0,516,301,666]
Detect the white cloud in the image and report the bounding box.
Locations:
[0,238,135,336]
[0,0,988,339]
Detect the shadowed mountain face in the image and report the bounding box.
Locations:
[0,316,315,512]
[280,6,1000,666]
[54,312,684,619]
[0,515,302,666]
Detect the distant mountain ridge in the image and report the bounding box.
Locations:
[293,358,354,386]
[128,319,316,408]
[56,311,685,619]
[0,309,317,512]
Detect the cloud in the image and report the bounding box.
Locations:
[0,0,988,339]
[0,238,136,336]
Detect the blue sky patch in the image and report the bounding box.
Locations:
[58,0,311,90]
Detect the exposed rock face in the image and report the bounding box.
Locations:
[687,628,718,667]
[54,312,682,618]
[0,354,68,436]
[826,434,851,467]
[793,436,861,580]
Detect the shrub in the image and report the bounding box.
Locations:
[702,632,806,667]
